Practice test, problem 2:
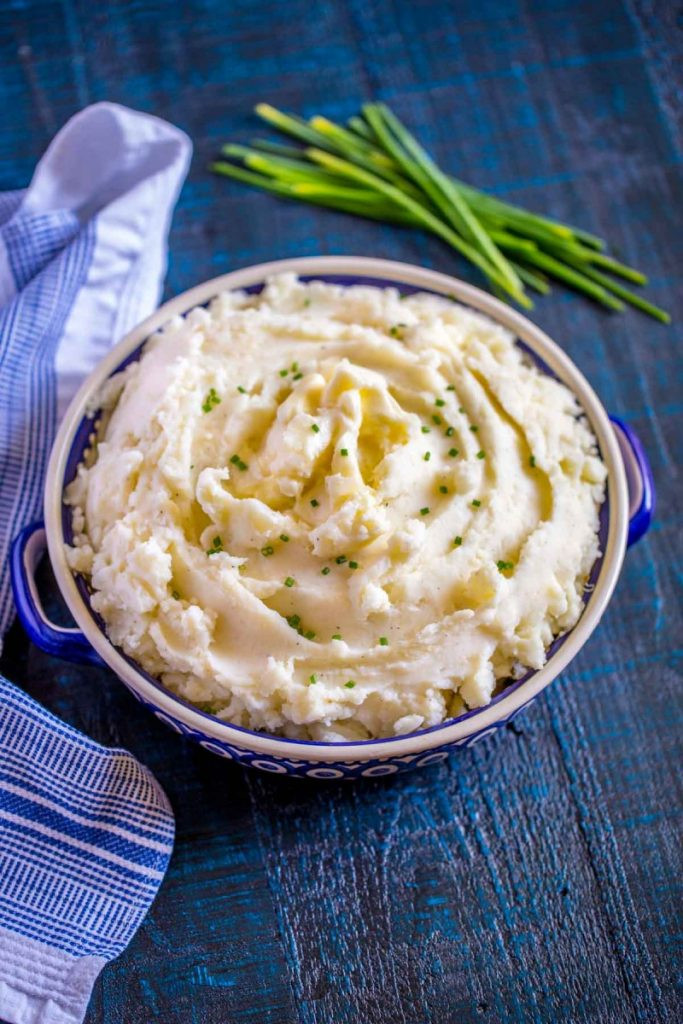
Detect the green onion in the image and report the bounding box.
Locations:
[432,414,442,425]
[439,485,448,494]
[207,535,223,556]
[420,506,430,515]
[472,499,481,507]
[423,451,431,461]
[445,426,455,437]
[435,398,445,407]
[529,455,536,468]
[497,560,515,572]
[446,385,455,391]
[453,536,462,547]
[340,448,349,456]
[345,680,356,688]
[448,448,459,457]
[211,102,667,321]
[202,388,221,413]
[309,673,317,684]
[310,498,319,507]
[321,566,331,575]
[336,555,348,564]
[171,590,180,600]
[280,534,290,542]
[237,385,247,394]
[332,633,342,640]
[348,560,359,569]
[477,450,486,459]
[284,576,295,587]
[379,636,389,646]
[421,425,431,433]
[311,423,320,433]
[363,103,525,301]
[261,545,274,556]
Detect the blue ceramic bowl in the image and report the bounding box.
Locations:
[11,257,654,779]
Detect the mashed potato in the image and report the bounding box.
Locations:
[66,274,606,740]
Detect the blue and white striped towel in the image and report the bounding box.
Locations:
[0,103,191,1024]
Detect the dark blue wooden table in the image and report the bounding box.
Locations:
[1,2,681,1021]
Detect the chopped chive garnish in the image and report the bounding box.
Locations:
[432,414,442,425]
[293,372,303,380]
[279,368,288,377]
[459,406,465,413]
[348,560,359,569]
[423,451,431,461]
[529,455,536,467]
[284,576,295,587]
[311,423,320,433]
[472,499,481,507]
[332,633,342,640]
[469,425,479,432]
[336,555,348,564]
[201,388,221,413]
[309,674,317,684]
[477,450,486,459]
[304,630,316,640]
[345,680,356,688]
[321,566,331,575]
[340,448,349,456]
[287,614,301,628]
[261,545,274,556]
[237,459,248,471]
[435,398,446,407]
[389,323,406,337]
[291,361,299,372]
[420,506,430,515]
[379,636,388,646]
[446,385,455,391]
[448,448,459,457]
[230,454,240,464]
[207,536,223,556]
[439,485,448,494]
[171,590,180,600]
[445,426,455,437]
[453,536,462,546]
[497,560,515,571]
[237,385,247,394]
[421,425,431,433]
[280,534,290,542]
[310,498,319,507]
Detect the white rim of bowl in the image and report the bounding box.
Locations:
[45,256,629,763]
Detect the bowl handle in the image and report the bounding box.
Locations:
[10,521,104,665]
[610,417,655,546]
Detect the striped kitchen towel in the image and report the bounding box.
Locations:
[0,104,191,1024]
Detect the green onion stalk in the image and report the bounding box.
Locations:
[210,102,670,322]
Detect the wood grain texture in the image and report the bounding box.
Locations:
[0,1,681,1022]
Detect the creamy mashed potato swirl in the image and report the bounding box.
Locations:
[66,274,606,740]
